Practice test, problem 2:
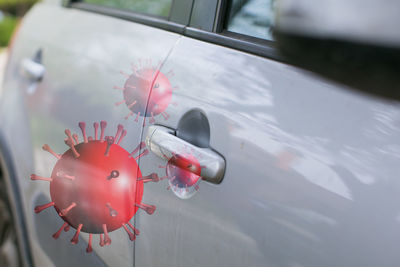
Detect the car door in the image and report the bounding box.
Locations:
[0,0,184,266]
[136,1,400,267]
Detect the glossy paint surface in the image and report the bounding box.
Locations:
[137,36,400,267]
[2,2,400,267]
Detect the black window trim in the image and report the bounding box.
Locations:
[67,0,283,61]
[69,2,186,34]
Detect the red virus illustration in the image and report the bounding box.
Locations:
[31,121,162,253]
[159,151,204,199]
[114,59,178,124]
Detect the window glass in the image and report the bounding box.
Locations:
[226,0,275,40]
[83,0,173,18]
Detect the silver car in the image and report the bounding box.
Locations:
[1,0,400,266]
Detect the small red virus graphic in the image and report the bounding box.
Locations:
[31,121,161,252]
[114,60,177,124]
[159,152,203,199]
[275,150,297,170]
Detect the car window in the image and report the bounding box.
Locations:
[83,0,173,17]
[226,0,275,40]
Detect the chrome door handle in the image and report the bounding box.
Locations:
[146,125,225,184]
[20,58,45,81]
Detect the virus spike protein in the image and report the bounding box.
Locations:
[117,130,127,145]
[31,121,158,252]
[79,122,88,143]
[71,223,83,244]
[30,174,52,182]
[122,223,136,241]
[135,203,156,215]
[127,222,140,236]
[100,121,107,142]
[87,234,93,253]
[94,122,99,140]
[72,134,79,145]
[114,124,124,144]
[103,224,112,246]
[138,173,160,183]
[42,144,61,159]
[34,202,55,213]
[52,222,69,239]
[99,234,104,247]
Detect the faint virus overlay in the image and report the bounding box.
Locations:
[275,149,297,170]
[114,59,178,125]
[31,121,163,253]
[158,147,205,199]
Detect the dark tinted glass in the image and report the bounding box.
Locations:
[226,0,275,40]
[83,0,173,17]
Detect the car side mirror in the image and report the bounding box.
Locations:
[274,0,400,101]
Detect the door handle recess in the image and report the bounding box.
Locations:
[146,125,225,184]
[20,58,45,81]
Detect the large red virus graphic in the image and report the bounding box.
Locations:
[31,121,161,252]
[159,152,204,199]
[114,60,177,124]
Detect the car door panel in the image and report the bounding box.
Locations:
[0,3,181,266]
[136,36,400,267]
